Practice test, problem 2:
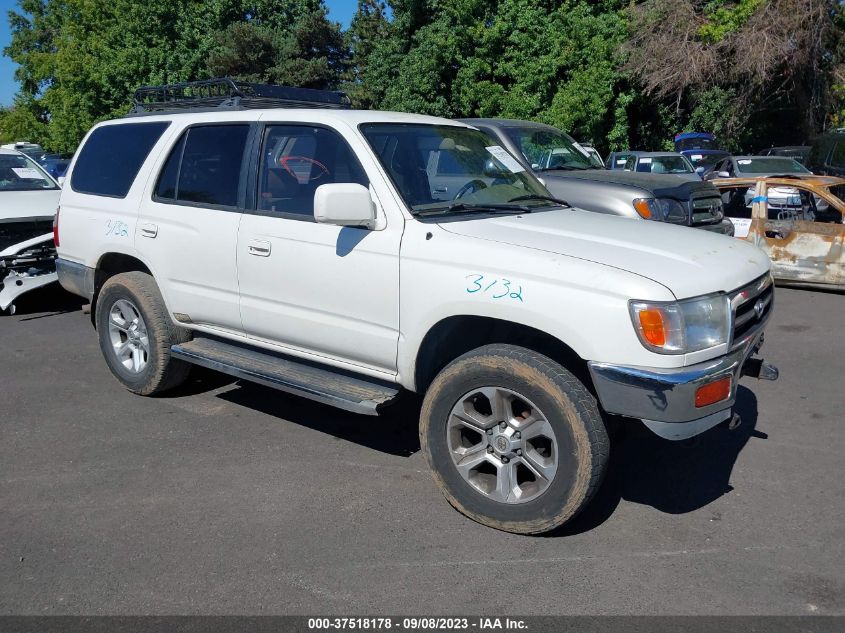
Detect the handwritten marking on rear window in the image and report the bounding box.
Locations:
[465,274,524,302]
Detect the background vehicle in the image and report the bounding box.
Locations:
[1,142,45,161]
[462,118,733,234]
[807,130,845,178]
[621,151,700,181]
[704,155,813,180]
[714,176,845,288]
[56,80,776,534]
[0,148,60,314]
[38,153,72,180]
[758,145,810,165]
[673,132,730,171]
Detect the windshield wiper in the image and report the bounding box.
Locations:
[508,194,571,207]
[413,202,534,218]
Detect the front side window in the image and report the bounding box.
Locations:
[0,152,57,191]
[361,123,554,216]
[257,125,368,216]
[72,121,169,197]
[503,126,593,172]
[829,141,845,168]
[155,124,250,207]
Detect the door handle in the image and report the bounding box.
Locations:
[248,239,271,257]
[140,223,158,238]
[433,186,448,193]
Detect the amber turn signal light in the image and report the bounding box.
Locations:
[638,309,666,347]
[694,376,732,408]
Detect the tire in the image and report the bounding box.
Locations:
[420,344,609,534]
[95,271,191,395]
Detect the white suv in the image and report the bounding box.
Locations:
[56,80,778,534]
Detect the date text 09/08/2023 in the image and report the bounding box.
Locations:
[308,617,528,630]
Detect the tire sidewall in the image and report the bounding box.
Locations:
[421,351,596,532]
[95,277,161,392]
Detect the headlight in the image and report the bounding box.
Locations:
[633,198,688,224]
[629,294,730,354]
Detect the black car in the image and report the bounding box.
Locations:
[807,130,845,178]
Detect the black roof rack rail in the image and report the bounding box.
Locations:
[129,78,351,115]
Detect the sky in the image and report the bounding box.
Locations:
[0,0,360,107]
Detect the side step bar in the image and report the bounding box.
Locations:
[171,336,400,416]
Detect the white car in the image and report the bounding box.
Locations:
[55,80,778,534]
[0,148,61,313]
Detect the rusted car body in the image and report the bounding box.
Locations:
[713,176,845,289]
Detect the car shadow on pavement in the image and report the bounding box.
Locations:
[5,283,85,319]
[216,382,422,457]
[553,385,763,537]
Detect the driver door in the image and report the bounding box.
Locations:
[236,123,402,373]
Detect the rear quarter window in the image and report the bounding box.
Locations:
[71,121,170,197]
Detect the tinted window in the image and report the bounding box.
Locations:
[257,125,368,216]
[155,124,249,207]
[830,142,845,168]
[72,122,169,197]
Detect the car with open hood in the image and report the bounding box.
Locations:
[0,148,60,314]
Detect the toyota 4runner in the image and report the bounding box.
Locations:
[56,80,778,534]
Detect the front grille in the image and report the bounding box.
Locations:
[691,196,725,225]
[730,274,774,346]
[0,220,54,252]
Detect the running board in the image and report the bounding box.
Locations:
[171,336,400,415]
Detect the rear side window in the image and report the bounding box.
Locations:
[830,141,845,168]
[71,122,170,197]
[155,124,250,208]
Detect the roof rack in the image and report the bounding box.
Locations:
[129,78,351,115]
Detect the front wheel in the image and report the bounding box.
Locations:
[95,271,190,395]
[420,344,609,534]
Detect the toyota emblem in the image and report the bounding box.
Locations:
[754,298,765,319]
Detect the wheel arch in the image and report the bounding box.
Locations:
[411,315,593,396]
[91,252,154,326]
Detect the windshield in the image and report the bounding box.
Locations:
[636,155,694,174]
[361,124,555,214]
[0,153,58,191]
[502,126,593,172]
[736,158,810,174]
[676,137,718,152]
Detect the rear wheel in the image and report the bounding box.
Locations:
[420,344,608,534]
[95,272,190,395]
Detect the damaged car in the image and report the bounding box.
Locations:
[714,175,845,289]
[0,148,61,314]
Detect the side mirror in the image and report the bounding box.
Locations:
[314,183,376,230]
[718,171,730,178]
[694,167,705,175]
[57,176,66,187]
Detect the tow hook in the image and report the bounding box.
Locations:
[741,357,779,381]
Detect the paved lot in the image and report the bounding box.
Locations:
[0,285,843,615]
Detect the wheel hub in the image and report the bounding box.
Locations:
[446,386,559,504]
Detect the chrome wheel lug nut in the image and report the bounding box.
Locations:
[501,457,509,463]
[516,449,522,456]
[515,431,521,439]
[487,446,494,453]
[499,422,506,430]
[486,428,493,435]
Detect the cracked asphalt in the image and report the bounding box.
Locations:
[1,285,843,615]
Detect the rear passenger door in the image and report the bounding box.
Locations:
[137,122,253,333]
[236,123,401,374]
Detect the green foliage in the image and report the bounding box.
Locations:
[2,0,843,154]
[699,0,766,43]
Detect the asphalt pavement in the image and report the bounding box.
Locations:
[1,285,843,615]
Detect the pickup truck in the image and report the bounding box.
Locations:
[55,79,777,534]
[461,119,734,235]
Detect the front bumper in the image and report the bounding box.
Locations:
[588,330,775,440]
[0,232,57,312]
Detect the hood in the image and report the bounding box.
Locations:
[0,189,61,223]
[437,208,770,300]
[541,169,717,198]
